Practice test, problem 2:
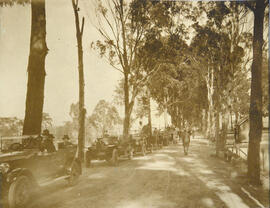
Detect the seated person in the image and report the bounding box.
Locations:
[96,138,105,150]
[58,135,73,149]
[42,129,56,153]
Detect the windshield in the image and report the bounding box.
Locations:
[102,137,118,145]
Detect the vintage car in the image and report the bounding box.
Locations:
[0,135,81,208]
[117,136,134,159]
[85,136,119,167]
[129,134,147,156]
[151,129,164,150]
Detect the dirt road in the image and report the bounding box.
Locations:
[31,140,269,208]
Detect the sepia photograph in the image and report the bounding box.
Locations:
[0,0,269,207]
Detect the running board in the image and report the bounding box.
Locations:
[39,175,70,187]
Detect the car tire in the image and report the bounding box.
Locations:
[111,149,119,166]
[68,161,80,186]
[8,175,32,208]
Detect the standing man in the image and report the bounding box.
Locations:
[182,129,191,155]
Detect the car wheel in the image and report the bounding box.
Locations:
[111,149,119,166]
[68,161,80,186]
[8,175,32,208]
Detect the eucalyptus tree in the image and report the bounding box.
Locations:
[92,0,175,140]
[187,2,253,139]
[72,0,86,161]
[23,0,48,135]
[89,100,122,136]
[244,0,269,185]
[2,0,50,136]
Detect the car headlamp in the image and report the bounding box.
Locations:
[0,163,10,174]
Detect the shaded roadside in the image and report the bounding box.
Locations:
[29,140,269,208]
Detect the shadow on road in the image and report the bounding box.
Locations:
[28,143,269,208]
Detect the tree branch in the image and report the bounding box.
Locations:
[80,17,85,36]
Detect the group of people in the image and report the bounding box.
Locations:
[38,129,73,153]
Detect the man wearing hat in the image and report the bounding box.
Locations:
[62,135,72,147]
[42,129,56,153]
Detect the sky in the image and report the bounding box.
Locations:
[0,0,122,125]
[0,0,171,129]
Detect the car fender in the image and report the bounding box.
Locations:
[6,168,37,186]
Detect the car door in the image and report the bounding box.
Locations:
[28,152,61,183]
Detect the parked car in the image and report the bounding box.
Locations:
[85,136,119,167]
[0,135,81,208]
[161,131,169,146]
[130,134,147,156]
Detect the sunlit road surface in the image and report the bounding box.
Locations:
[30,140,269,208]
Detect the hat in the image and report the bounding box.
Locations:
[63,135,70,140]
[42,129,50,136]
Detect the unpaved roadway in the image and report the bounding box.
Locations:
[30,140,269,208]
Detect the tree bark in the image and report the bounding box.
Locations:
[72,0,85,161]
[206,66,214,139]
[215,110,220,156]
[23,0,48,135]
[247,0,266,185]
[123,73,130,140]
[147,90,152,138]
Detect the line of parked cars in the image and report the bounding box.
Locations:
[85,129,177,168]
[0,128,178,208]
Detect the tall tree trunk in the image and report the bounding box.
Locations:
[164,97,168,128]
[23,0,48,135]
[206,66,214,139]
[123,73,130,140]
[147,91,152,138]
[201,109,206,136]
[215,110,220,156]
[247,0,266,185]
[164,108,168,128]
[178,107,182,130]
[120,0,132,141]
[72,0,85,161]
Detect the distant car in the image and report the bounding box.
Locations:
[160,131,169,146]
[130,134,147,156]
[85,136,119,167]
[0,135,81,208]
